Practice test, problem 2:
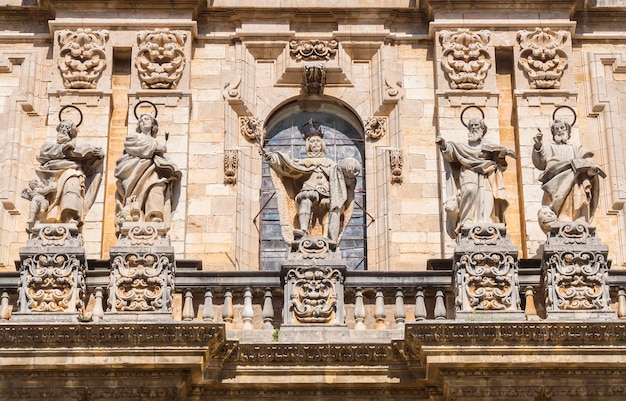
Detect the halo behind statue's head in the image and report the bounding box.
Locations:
[551,105,576,134]
[133,101,159,136]
[58,105,83,128]
[460,105,485,128]
[301,118,324,140]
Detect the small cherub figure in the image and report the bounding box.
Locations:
[21,179,56,225]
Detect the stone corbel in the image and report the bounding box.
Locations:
[57,28,109,89]
[302,61,326,94]
[135,28,187,90]
[223,77,253,117]
[224,149,239,185]
[439,29,492,90]
[387,148,403,184]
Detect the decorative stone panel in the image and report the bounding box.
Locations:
[135,28,187,89]
[57,28,109,89]
[224,149,239,185]
[364,116,387,140]
[388,148,403,184]
[517,28,569,89]
[440,29,491,90]
[289,39,338,61]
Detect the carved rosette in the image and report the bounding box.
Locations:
[365,116,387,140]
[517,28,569,89]
[388,148,403,184]
[108,252,174,312]
[440,29,491,90]
[224,149,239,185]
[289,39,338,61]
[57,28,109,89]
[542,223,610,312]
[239,116,264,141]
[135,28,187,89]
[457,251,516,310]
[286,265,342,324]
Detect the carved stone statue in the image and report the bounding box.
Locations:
[32,119,104,227]
[265,119,361,247]
[114,114,182,230]
[532,119,605,232]
[437,117,516,238]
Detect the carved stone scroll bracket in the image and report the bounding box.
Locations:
[387,148,403,184]
[281,262,346,325]
[135,28,187,89]
[517,28,569,89]
[222,77,253,117]
[107,222,175,318]
[439,29,492,90]
[453,224,523,320]
[302,61,326,95]
[365,116,388,141]
[541,222,614,319]
[57,28,109,89]
[16,223,86,317]
[239,116,264,142]
[224,149,239,185]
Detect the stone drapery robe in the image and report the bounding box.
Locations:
[441,141,512,238]
[532,142,603,224]
[114,132,181,227]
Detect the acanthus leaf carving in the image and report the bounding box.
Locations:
[440,29,491,90]
[224,149,239,185]
[239,116,264,142]
[57,28,109,89]
[303,61,326,94]
[136,28,187,89]
[290,39,338,61]
[388,148,403,184]
[517,28,569,89]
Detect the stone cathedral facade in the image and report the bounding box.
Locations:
[1,0,626,400]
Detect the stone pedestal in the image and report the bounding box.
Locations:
[16,224,87,318]
[453,224,524,320]
[281,236,346,325]
[541,222,614,320]
[107,223,175,316]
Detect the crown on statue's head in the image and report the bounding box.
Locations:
[302,118,324,139]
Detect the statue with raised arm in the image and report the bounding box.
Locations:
[436,117,516,239]
[264,119,361,248]
[33,118,104,228]
[532,118,605,232]
[114,114,182,231]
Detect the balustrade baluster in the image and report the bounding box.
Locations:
[202,290,214,321]
[182,289,195,321]
[414,287,426,321]
[618,287,626,319]
[524,286,539,320]
[375,288,386,329]
[242,287,253,330]
[262,288,274,330]
[354,287,366,330]
[0,291,10,321]
[394,288,406,329]
[223,290,234,323]
[434,289,447,320]
[92,287,104,322]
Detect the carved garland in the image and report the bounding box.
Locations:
[440,29,491,90]
[517,28,569,89]
[135,28,187,89]
[57,28,109,89]
[289,39,338,61]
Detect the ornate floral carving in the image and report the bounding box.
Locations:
[224,149,239,185]
[456,251,517,310]
[517,28,569,89]
[290,39,338,61]
[388,148,403,184]
[135,28,186,89]
[303,61,326,94]
[19,252,85,313]
[239,116,264,141]
[108,252,174,312]
[440,29,491,90]
[466,224,504,245]
[57,28,109,89]
[365,116,387,140]
[544,251,610,311]
[286,265,342,323]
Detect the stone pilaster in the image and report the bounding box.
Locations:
[453,224,524,321]
[541,222,614,320]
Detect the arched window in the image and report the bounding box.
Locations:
[260,104,366,270]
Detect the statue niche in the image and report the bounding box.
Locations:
[264,118,361,255]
